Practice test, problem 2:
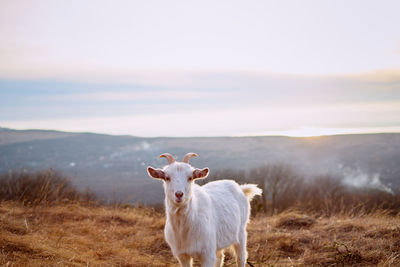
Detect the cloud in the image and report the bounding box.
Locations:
[2,101,400,137]
[2,69,400,104]
[37,90,221,102]
[349,69,400,83]
[1,69,400,136]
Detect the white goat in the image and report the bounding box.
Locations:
[147,152,262,267]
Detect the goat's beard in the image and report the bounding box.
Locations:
[166,194,190,209]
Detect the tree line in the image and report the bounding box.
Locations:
[207,163,400,216]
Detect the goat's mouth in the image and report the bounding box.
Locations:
[173,196,185,204]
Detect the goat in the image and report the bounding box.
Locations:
[147,152,262,267]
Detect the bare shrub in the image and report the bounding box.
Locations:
[250,163,305,215]
[0,169,96,206]
[301,176,400,216]
[212,164,400,216]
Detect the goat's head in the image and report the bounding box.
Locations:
[147,152,209,205]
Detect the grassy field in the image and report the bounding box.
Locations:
[1,201,399,267]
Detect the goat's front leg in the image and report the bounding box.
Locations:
[200,253,217,267]
[178,254,192,267]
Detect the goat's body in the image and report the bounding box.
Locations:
[164,180,261,267]
[203,180,249,250]
[148,153,262,267]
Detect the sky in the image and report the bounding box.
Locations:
[1,0,400,137]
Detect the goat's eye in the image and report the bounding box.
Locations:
[165,177,170,182]
[188,176,193,182]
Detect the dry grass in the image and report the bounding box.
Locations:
[1,202,399,267]
[248,211,400,266]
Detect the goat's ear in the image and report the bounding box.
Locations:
[193,168,209,180]
[147,167,166,180]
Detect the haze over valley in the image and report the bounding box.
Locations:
[1,127,399,204]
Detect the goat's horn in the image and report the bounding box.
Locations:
[183,152,198,164]
[159,153,176,164]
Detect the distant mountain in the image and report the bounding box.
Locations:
[0,127,79,145]
[1,128,399,204]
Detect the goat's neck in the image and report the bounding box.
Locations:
[166,196,196,229]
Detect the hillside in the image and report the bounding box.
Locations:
[0,127,79,146]
[1,128,400,204]
[1,201,399,266]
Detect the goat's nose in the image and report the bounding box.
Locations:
[175,191,184,199]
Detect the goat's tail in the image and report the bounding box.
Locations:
[240,184,262,201]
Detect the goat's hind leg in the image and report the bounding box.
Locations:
[178,254,192,267]
[215,249,225,267]
[233,230,248,267]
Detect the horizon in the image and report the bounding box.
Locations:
[2,125,400,139]
[1,1,400,136]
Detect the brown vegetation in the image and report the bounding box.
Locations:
[1,169,399,266]
[0,169,95,206]
[1,202,399,266]
[210,164,400,216]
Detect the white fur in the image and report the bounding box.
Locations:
[147,160,262,267]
